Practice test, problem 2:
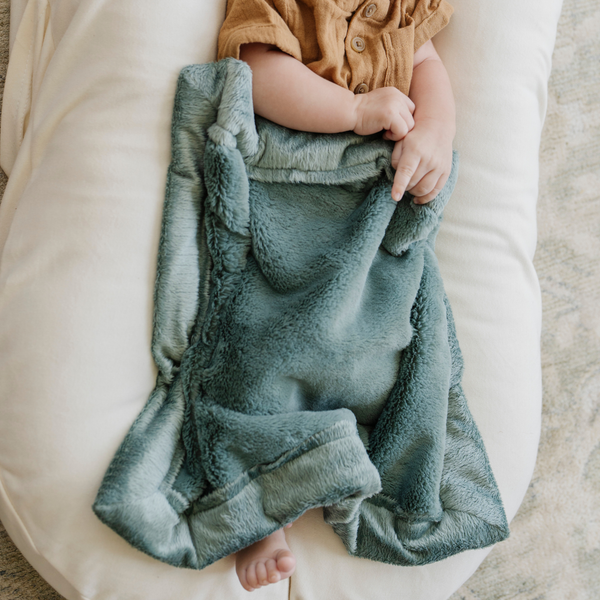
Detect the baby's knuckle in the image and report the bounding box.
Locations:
[397,165,414,178]
[384,103,398,118]
[404,137,421,151]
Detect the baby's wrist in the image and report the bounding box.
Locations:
[348,92,364,133]
[413,114,456,141]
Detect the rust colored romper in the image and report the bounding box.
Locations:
[217,0,454,96]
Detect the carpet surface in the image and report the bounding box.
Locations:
[0,0,598,598]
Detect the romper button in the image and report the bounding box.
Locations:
[355,83,369,94]
[364,3,377,17]
[351,36,366,52]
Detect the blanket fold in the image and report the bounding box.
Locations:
[93,58,509,570]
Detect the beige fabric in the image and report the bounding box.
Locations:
[5,1,600,599]
[0,0,564,598]
[217,0,453,95]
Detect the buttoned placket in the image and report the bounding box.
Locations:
[349,2,379,94]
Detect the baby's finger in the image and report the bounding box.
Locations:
[407,168,440,198]
[392,150,420,201]
[391,139,403,168]
[405,162,434,193]
[412,171,448,204]
[385,119,409,141]
[388,108,415,140]
[400,104,415,131]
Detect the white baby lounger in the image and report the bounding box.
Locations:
[0,0,562,599]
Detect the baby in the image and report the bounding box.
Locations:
[217,0,456,591]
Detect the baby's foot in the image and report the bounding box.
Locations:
[235,523,295,592]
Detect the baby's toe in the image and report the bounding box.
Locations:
[255,561,268,586]
[245,563,260,589]
[238,570,255,593]
[275,550,296,575]
[265,558,280,583]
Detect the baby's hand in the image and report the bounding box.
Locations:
[388,117,453,204]
[352,87,415,140]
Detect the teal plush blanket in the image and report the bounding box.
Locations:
[93,58,509,570]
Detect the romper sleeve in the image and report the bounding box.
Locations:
[217,0,303,62]
[405,0,454,52]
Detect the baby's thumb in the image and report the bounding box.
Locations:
[391,139,403,169]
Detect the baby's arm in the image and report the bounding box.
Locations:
[240,41,454,205]
[240,43,415,152]
[389,40,456,204]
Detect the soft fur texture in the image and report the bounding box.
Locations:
[92,58,509,571]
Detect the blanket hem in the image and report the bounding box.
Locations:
[94,418,383,570]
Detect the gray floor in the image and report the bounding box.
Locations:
[1,0,599,598]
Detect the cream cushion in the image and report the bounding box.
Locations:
[0,0,562,598]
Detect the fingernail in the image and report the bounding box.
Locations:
[392,191,401,202]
